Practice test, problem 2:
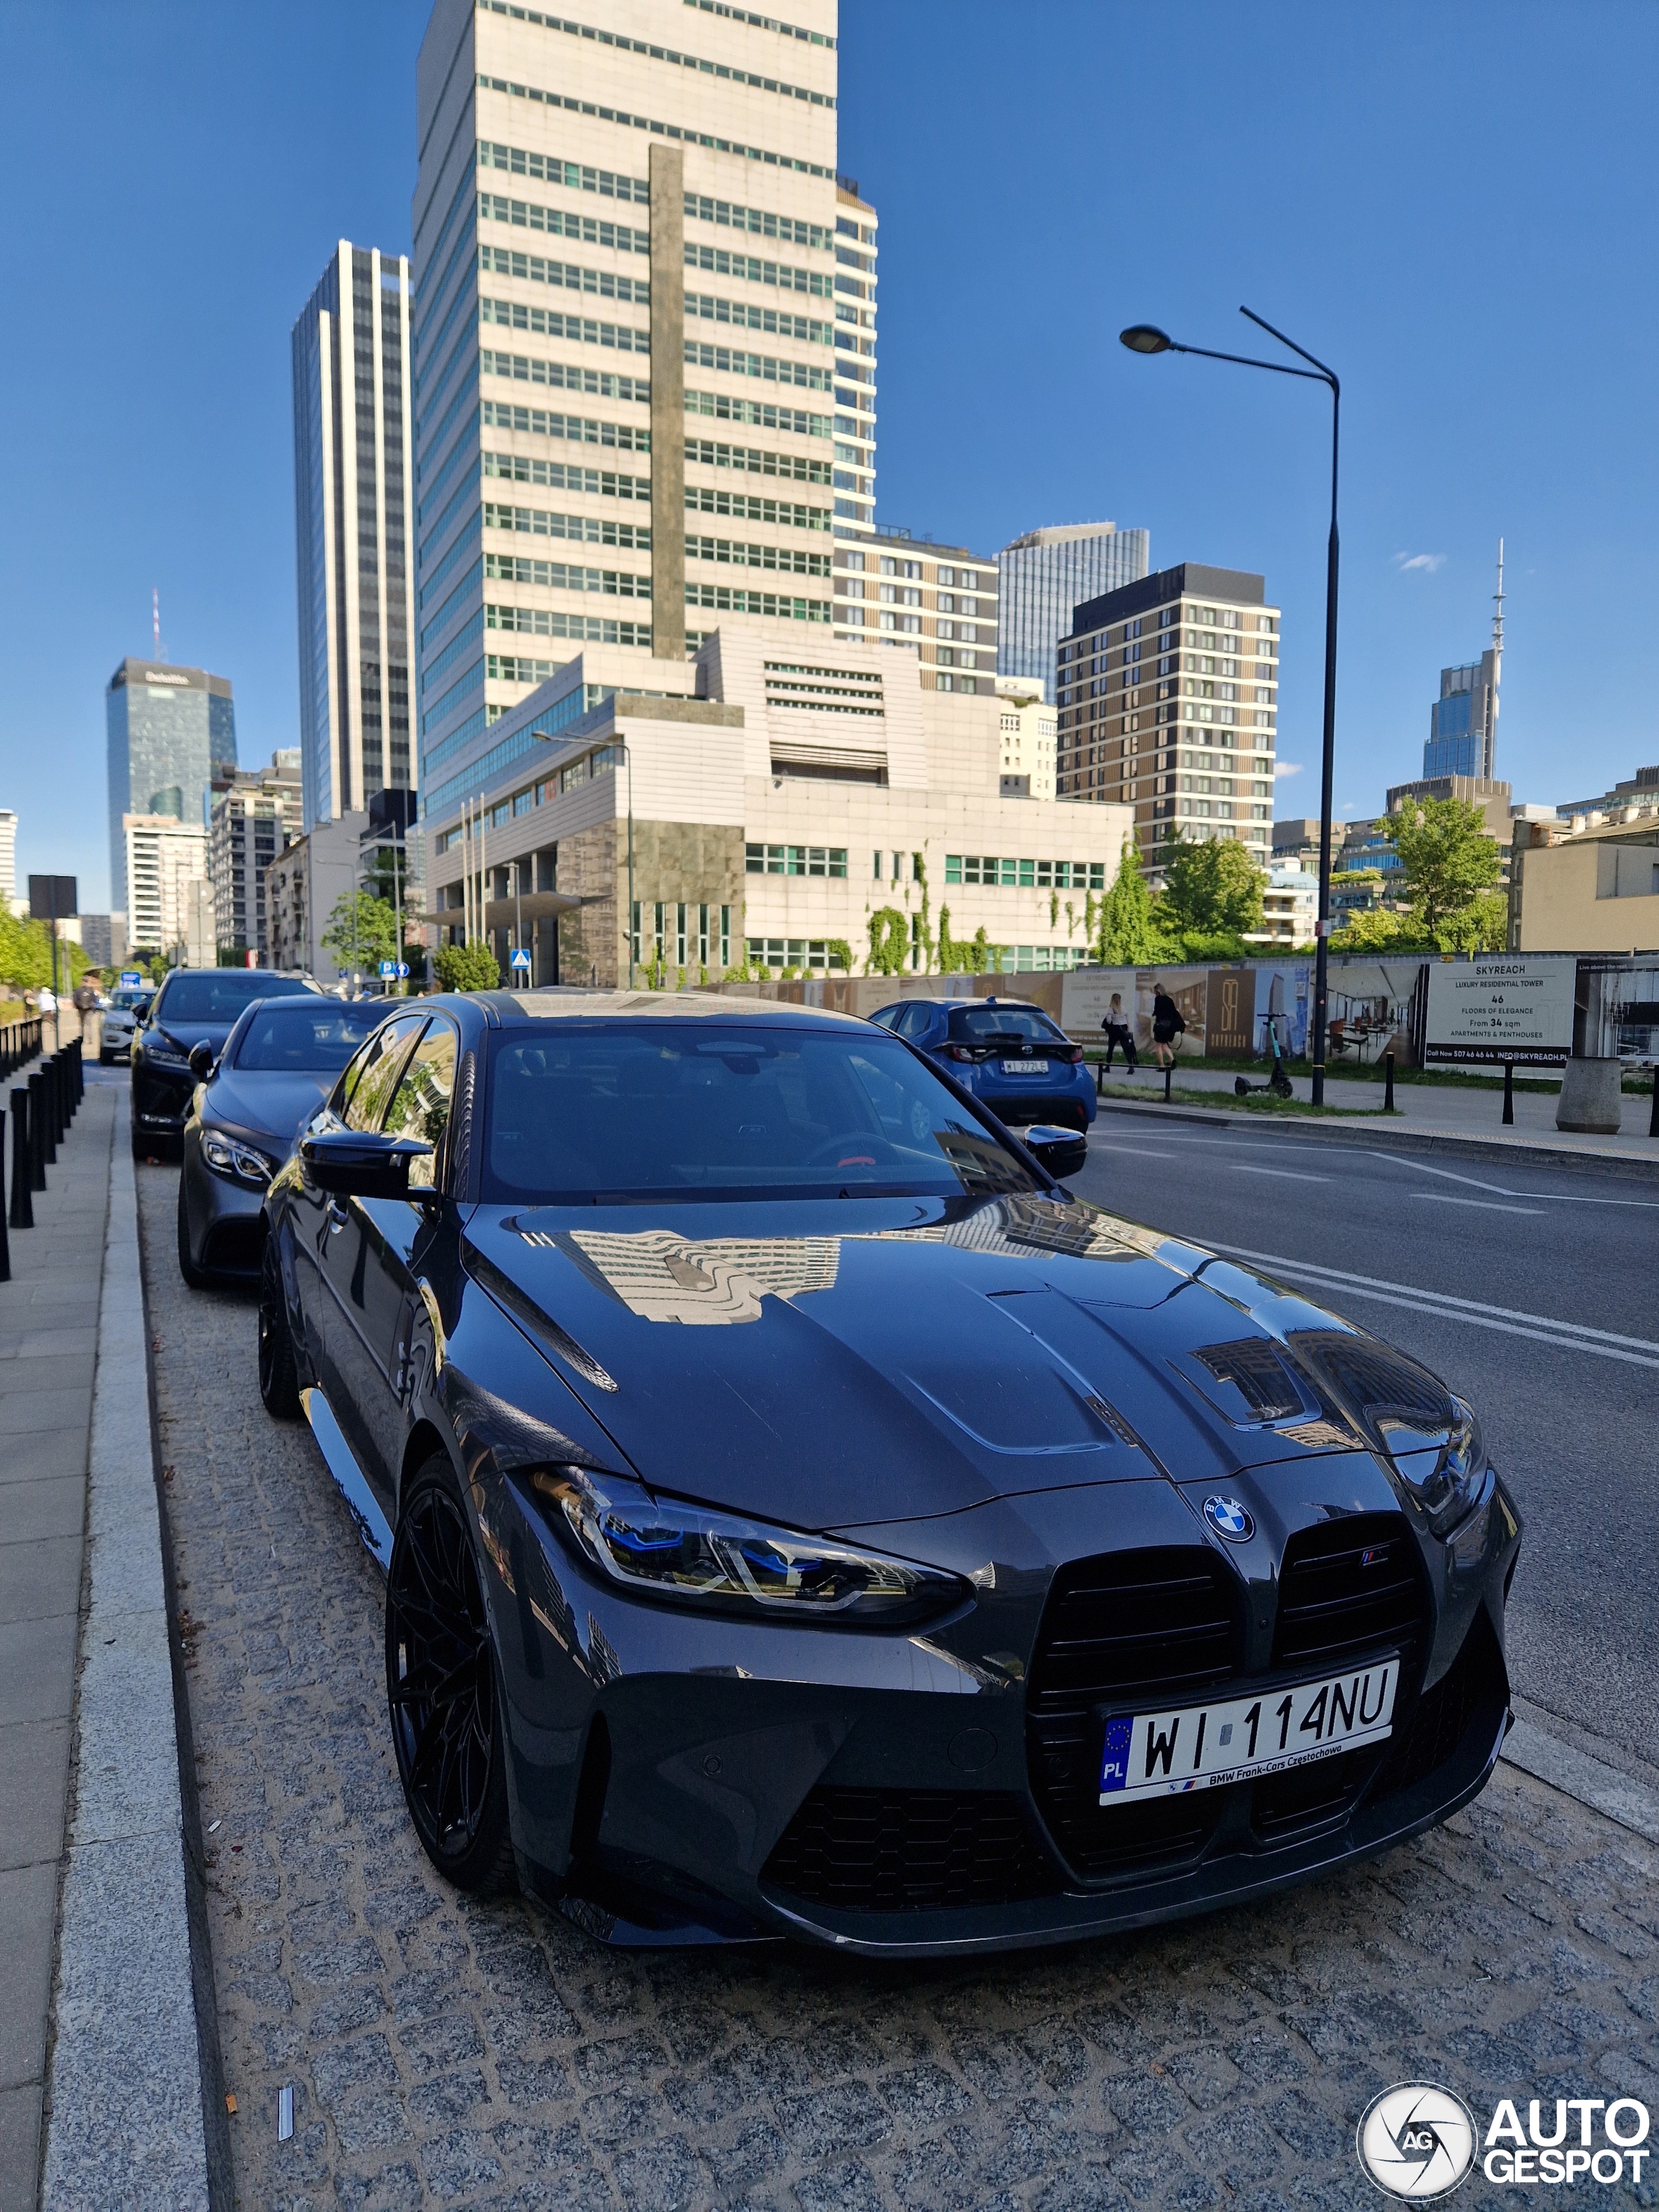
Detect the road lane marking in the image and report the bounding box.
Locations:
[1410,1194,1546,1216]
[1233,1165,1329,1183]
[1093,1144,1179,1159]
[1203,1240,1659,1369]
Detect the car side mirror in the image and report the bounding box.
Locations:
[1023,1124,1088,1180]
[301,1128,435,1201]
[188,1042,216,1080]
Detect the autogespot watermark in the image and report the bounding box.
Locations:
[1356,2084,1651,2198]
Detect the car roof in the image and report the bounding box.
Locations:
[885,997,1045,1014]
[451,987,872,1032]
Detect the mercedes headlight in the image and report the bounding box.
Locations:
[526,1467,966,1627]
[143,1040,187,1068]
[202,1130,275,1186]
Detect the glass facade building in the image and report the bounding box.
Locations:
[1424,654,1498,780]
[292,242,415,833]
[105,659,235,911]
[997,522,1150,706]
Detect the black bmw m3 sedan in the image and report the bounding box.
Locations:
[258,989,1522,1955]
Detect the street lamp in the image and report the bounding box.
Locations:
[1119,307,1341,1106]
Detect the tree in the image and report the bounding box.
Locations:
[433,940,501,992]
[1383,797,1502,940]
[1095,840,1172,964]
[0,912,91,994]
[1433,886,1509,953]
[1158,834,1265,940]
[1328,906,1424,954]
[321,890,399,975]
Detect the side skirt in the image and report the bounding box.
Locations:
[301,1386,393,1572]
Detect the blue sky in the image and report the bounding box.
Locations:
[3,1,1655,907]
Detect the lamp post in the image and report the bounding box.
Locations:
[1120,309,1341,1106]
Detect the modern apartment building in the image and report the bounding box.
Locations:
[105,660,236,911]
[122,814,211,957]
[998,522,1150,708]
[1056,562,1279,876]
[995,679,1057,800]
[79,914,127,969]
[208,752,303,960]
[292,242,416,832]
[833,531,997,693]
[422,625,1133,985]
[410,0,875,833]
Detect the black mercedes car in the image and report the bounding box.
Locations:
[132,968,319,1159]
[178,994,398,1286]
[257,990,1520,1955]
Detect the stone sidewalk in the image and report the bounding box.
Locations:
[137,1164,1659,2212]
[0,1076,111,2210]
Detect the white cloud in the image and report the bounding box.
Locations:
[1392,551,1447,574]
[1273,760,1304,779]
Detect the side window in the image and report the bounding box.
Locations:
[382,1021,458,1188]
[344,1016,427,1132]
[896,1004,933,1040]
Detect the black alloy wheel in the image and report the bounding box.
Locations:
[386,1459,515,1893]
[256,1233,301,1418]
[176,1170,209,1290]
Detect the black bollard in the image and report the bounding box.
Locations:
[1649,1069,1658,1140]
[45,1058,63,1153]
[73,1036,83,1104]
[1502,1062,1514,1126]
[1163,1062,1173,1104]
[1383,1051,1395,1112]
[8,1090,29,1228]
[27,1073,47,1189]
[0,1107,9,1279]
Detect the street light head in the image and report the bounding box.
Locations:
[1120,324,1174,355]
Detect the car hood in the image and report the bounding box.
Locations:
[459,1193,1446,1531]
[145,1019,236,1056]
[203,1069,333,1153]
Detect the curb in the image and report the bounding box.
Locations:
[41,1118,214,2209]
[1500,1721,1659,1847]
[1092,1095,1659,1181]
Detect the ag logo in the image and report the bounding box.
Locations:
[1357,2082,1477,2200]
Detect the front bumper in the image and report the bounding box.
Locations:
[180,1128,268,1276]
[480,1449,1519,1955]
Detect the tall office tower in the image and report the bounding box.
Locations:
[1056,561,1279,876]
[106,660,237,912]
[411,0,868,822]
[997,522,1150,708]
[833,531,997,692]
[292,242,417,834]
[1424,544,1505,781]
[0,809,15,907]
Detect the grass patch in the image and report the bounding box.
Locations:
[1096,1081,1395,1119]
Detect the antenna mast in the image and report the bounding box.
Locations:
[152,587,163,662]
[1487,538,1504,777]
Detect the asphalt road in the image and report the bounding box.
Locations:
[1071,1107,1659,1780]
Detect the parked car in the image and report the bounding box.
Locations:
[870,996,1098,1132]
[132,968,319,1159]
[177,994,399,1286]
[100,986,156,1065]
[256,989,1519,1956]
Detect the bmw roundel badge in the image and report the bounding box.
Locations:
[1203,1495,1255,1543]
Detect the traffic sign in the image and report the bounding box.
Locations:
[509,948,531,971]
[119,970,143,988]
[378,960,397,977]
[395,962,410,978]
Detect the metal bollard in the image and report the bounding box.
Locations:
[1383,1051,1395,1112]
[1502,1061,1514,1126]
[73,1036,84,1105]
[1163,1062,1173,1104]
[8,1090,29,1228]
[27,1073,47,1189]
[0,1107,9,1279]
[1649,1069,1658,1140]
[45,1057,63,1153]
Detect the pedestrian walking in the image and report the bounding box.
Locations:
[1150,987,1185,1070]
[1100,992,1138,1072]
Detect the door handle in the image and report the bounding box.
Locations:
[327,1198,349,1231]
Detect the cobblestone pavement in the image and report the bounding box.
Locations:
[137,1167,1659,2211]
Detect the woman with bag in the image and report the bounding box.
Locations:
[1150,987,1185,1069]
[1100,992,1138,1072]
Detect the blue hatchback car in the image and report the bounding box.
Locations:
[869,997,1096,1132]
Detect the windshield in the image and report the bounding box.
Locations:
[233,1000,391,1073]
[947,1005,1061,1043]
[111,990,152,1012]
[154,973,315,1025]
[481,1023,1044,1204]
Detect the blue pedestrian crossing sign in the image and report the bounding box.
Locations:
[509,947,532,971]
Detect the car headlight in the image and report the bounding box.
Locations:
[202,1130,275,1186]
[526,1467,967,1627]
[1390,1395,1488,1536]
[142,1040,187,1069]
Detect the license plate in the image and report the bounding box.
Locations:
[1002,1058,1050,1075]
[1098,1659,1399,1804]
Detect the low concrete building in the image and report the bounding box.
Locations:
[262,811,369,982]
[423,625,1134,986]
[994,677,1056,800]
[1509,808,1659,952]
[1249,863,1317,946]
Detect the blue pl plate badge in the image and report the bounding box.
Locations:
[1100,1716,1135,1798]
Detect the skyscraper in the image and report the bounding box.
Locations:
[105,660,236,911]
[997,522,1150,706]
[292,242,416,833]
[410,0,869,822]
[1422,542,1505,781]
[1056,561,1279,874]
